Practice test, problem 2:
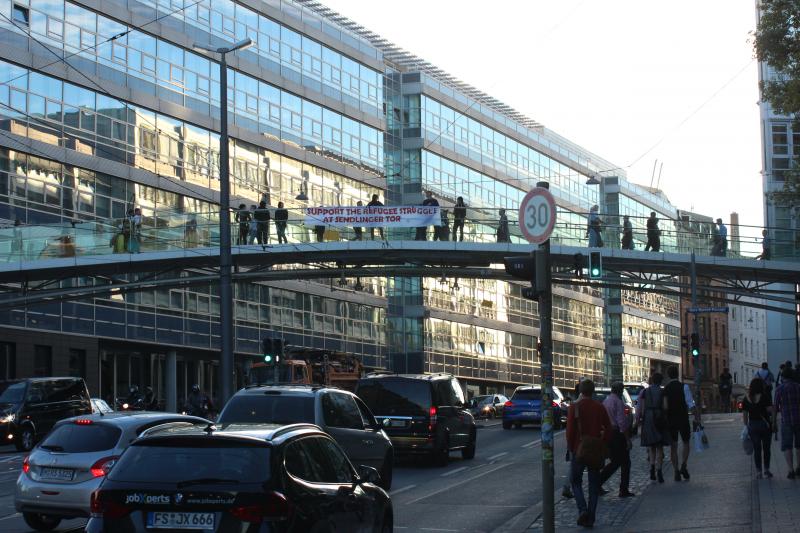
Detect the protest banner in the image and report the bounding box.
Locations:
[304,205,440,228]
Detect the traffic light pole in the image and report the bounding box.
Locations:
[536,182,555,533]
[690,252,702,421]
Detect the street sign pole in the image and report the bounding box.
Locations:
[690,252,702,423]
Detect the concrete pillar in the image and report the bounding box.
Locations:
[166,350,177,413]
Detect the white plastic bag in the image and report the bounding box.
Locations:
[693,426,709,453]
[741,426,753,455]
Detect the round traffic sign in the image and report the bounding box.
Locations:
[518,187,557,244]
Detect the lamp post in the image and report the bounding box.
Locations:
[194,38,253,407]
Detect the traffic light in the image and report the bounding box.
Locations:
[588,251,602,279]
[504,254,538,301]
[681,335,689,351]
[690,333,700,357]
[262,337,284,364]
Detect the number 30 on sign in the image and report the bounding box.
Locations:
[518,187,557,244]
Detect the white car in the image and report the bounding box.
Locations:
[15,412,209,531]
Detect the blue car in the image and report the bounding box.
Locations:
[502,385,566,430]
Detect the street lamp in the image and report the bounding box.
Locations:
[193,38,253,407]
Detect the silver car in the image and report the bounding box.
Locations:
[15,412,209,531]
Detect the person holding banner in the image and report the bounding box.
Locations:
[416,191,439,241]
[367,194,385,240]
[354,201,364,241]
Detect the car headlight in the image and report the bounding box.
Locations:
[0,413,14,424]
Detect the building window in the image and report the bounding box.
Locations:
[12,4,29,26]
[34,345,52,376]
[68,349,86,378]
[732,338,737,351]
[0,342,15,380]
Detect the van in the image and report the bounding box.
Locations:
[0,378,91,451]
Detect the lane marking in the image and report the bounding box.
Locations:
[390,484,417,496]
[522,439,541,448]
[440,466,469,477]
[404,462,512,505]
[487,452,508,461]
[0,513,20,521]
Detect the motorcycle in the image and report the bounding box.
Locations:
[115,396,145,411]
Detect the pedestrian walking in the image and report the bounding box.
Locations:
[645,212,661,252]
[756,362,776,396]
[664,366,692,482]
[716,218,728,257]
[452,196,466,241]
[497,209,511,243]
[742,377,774,478]
[774,366,800,478]
[274,201,288,244]
[255,200,271,245]
[354,201,364,241]
[566,379,612,528]
[719,367,733,413]
[621,215,634,250]
[587,205,603,247]
[367,194,385,240]
[638,372,670,483]
[416,191,439,241]
[563,381,583,500]
[599,382,636,497]
[247,205,258,244]
[235,204,250,245]
[756,229,771,260]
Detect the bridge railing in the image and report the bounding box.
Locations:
[0,208,777,264]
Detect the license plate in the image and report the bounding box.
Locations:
[39,467,74,481]
[522,411,538,417]
[388,419,406,427]
[147,512,215,529]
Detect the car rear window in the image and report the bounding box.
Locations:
[356,379,431,416]
[625,386,644,398]
[40,423,121,453]
[512,389,541,401]
[594,391,611,403]
[217,395,315,425]
[109,443,270,483]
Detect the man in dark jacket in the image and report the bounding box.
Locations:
[452,197,467,241]
[254,200,270,245]
[645,211,660,252]
[416,191,439,241]
[274,202,288,243]
[367,194,384,240]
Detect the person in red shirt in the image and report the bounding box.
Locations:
[566,379,613,528]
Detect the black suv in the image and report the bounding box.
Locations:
[217,385,394,489]
[85,423,393,532]
[0,377,91,451]
[355,373,476,466]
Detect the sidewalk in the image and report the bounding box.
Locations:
[519,413,798,532]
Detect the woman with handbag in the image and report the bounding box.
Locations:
[742,377,774,478]
[638,372,671,483]
[566,379,613,528]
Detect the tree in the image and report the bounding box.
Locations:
[754,1,800,207]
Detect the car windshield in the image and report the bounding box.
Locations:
[512,389,541,401]
[594,390,612,403]
[217,395,315,425]
[470,395,491,407]
[0,382,25,404]
[357,379,431,416]
[109,441,270,483]
[40,423,122,453]
[625,386,644,399]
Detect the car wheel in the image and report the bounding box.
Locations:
[16,427,35,452]
[515,422,522,429]
[434,435,449,467]
[379,451,393,491]
[461,430,476,460]
[487,409,494,419]
[502,420,512,430]
[23,513,61,531]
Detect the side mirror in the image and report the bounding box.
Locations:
[357,465,381,485]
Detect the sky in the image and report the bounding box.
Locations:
[321,0,763,231]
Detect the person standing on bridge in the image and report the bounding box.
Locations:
[621,215,634,250]
[774,366,800,478]
[416,191,439,241]
[756,229,771,260]
[452,196,467,242]
[353,201,364,241]
[497,209,511,243]
[367,194,385,241]
[235,204,251,246]
[566,379,612,528]
[645,212,661,252]
[716,218,728,257]
[587,205,603,247]
[255,200,271,246]
[274,202,288,244]
[313,206,326,243]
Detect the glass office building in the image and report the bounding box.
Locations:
[0,0,680,402]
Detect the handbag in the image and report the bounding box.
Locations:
[575,402,607,471]
[693,425,710,453]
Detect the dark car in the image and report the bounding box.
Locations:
[502,385,566,430]
[355,373,476,467]
[0,378,91,451]
[217,385,394,489]
[85,423,393,533]
[469,394,508,419]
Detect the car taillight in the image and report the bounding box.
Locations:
[428,406,438,432]
[504,401,513,408]
[75,419,93,425]
[22,455,29,474]
[90,490,130,519]
[624,406,631,416]
[90,456,119,478]
[552,401,559,408]
[230,492,290,523]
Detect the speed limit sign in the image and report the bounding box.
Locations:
[519,187,557,244]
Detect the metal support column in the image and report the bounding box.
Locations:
[166,350,177,413]
[690,252,702,417]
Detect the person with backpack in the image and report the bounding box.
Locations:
[742,377,774,478]
[566,379,613,528]
[756,362,775,395]
[638,372,670,483]
[665,366,692,482]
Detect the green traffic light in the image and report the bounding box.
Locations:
[591,268,600,277]
[691,349,699,357]
[264,354,273,363]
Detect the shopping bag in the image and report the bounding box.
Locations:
[741,426,753,455]
[693,426,709,453]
